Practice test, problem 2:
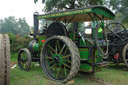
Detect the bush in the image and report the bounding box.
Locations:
[8,33,31,53]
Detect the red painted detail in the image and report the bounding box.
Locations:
[41,40,46,43]
[114,53,119,60]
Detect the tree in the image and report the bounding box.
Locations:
[34,0,104,12]
[44,0,104,12]
[17,18,30,35]
[0,16,18,34]
[34,0,45,3]
[109,0,128,23]
[0,16,30,36]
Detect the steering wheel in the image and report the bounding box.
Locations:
[106,22,127,42]
[95,24,108,59]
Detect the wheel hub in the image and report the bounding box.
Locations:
[54,56,59,63]
[53,54,63,66]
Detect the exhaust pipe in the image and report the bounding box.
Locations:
[33,12,39,39]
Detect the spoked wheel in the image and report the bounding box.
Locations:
[18,48,31,71]
[122,43,128,67]
[40,36,80,83]
[0,34,10,85]
[106,22,127,43]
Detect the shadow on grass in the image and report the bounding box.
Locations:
[105,64,128,72]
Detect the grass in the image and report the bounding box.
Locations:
[95,64,128,85]
[10,53,128,85]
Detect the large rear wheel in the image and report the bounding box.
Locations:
[40,36,80,83]
[0,34,10,85]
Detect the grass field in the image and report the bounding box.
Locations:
[10,54,128,85]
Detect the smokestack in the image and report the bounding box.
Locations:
[33,12,39,39]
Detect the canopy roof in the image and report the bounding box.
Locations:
[38,6,115,23]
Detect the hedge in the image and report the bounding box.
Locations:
[8,33,31,53]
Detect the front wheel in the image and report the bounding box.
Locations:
[18,48,32,71]
[40,36,80,83]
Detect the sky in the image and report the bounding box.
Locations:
[0,0,44,26]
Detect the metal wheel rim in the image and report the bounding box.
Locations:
[42,39,72,80]
[18,50,30,70]
[106,22,127,42]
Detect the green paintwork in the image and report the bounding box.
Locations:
[33,43,39,52]
[33,6,115,73]
[79,48,92,72]
[38,36,46,47]
[79,48,89,59]
[78,20,105,72]
[79,47,103,72]
[68,26,104,72]
[38,8,92,19]
[92,8,114,19]
[38,6,115,22]
[52,54,64,66]
[80,64,92,72]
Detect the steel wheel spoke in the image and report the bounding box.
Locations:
[46,56,53,60]
[48,50,54,56]
[21,62,24,68]
[57,40,61,50]
[64,66,67,76]
[56,65,61,78]
[64,47,68,55]
[49,60,54,65]
[62,55,71,59]
[66,60,71,64]
[49,64,56,70]
[48,45,56,53]
[54,64,57,74]
[63,63,71,68]
[23,62,26,69]
[55,43,58,54]
[59,44,66,55]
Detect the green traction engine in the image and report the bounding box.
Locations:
[17,6,115,83]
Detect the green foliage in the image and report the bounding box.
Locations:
[17,18,30,35]
[0,16,30,36]
[34,0,38,3]
[109,0,128,23]
[8,33,31,53]
[44,0,104,12]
